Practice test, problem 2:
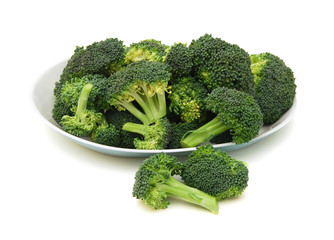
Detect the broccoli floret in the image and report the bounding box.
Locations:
[167,121,199,149]
[60,83,103,137]
[54,38,125,96]
[122,117,171,150]
[58,74,112,112]
[105,110,141,149]
[52,97,73,124]
[125,39,167,64]
[189,34,255,95]
[168,76,208,123]
[133,153,219,213]
[90,121,121,147]
[250,52,296,124]
[180,87,263,148]
[164,43,193,79]
[181,145,249,200]
[108,61,171,125]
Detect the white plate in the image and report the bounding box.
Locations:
[32,60,296,157]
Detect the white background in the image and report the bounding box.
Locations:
[1,0,334,239]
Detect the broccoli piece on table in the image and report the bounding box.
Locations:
[189,34,255,95]
[108,61,171,125]
[125,39,167,64]
[181,145,249,200]
[60,83,103,137]
[180,87,263,148]
[168,76,208,123]
[122,117,171,150]
[250,52,296,124]
[164,43,193,79]
[133,152,219,214]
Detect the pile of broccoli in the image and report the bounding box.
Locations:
[52,34,296,150]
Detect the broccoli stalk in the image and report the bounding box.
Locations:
[155,176,218,213]
[133,153,218,214]
[113,82,167,125]
[180,116,230,148]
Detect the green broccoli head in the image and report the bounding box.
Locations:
[125,39,167,64]
[168,76,209,123]
[60,83,103,137]
[164,43,193,79]
[250,52,296,124]
[52,96,73,124]
[108,61,171,125]
[189,34,255,95]
[59,74,112,112]
[90,122,121,147]
[54,38,125,96]
[122,117,171,150]
[133,153,218,213]
[180,87,263,148]
[181,145,249,200]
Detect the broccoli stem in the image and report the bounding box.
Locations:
[118,101,151,125]
[157,92,167,119]
[180,116,230,148]
[130,91,155,121]
[122,122,147,135]
[76,83,93,115]
[157,177,219,214]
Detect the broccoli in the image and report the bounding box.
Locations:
[210,131,233,144]
[125,39,167,64]
[54,38,125,97]
[90,121,121,147]
[122,117,171,150]
[168,76,208,123]
[180,87,263,148]
[52,97,73,124]
[108,61,171,125]
[189,34,255,95]
[58,74,112,112]
[105,110,141,149]
[133,153,219,214]
[250,52,296,124]
[60,83,103,137]
[167,121,199,149]
[181,145,249,200]
[164,43,193,79]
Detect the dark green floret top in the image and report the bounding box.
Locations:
[54,38,126,97]
[164,43,193,79]
[182,145,249,200]
[189,34,255,95]
[250,52,296,124]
